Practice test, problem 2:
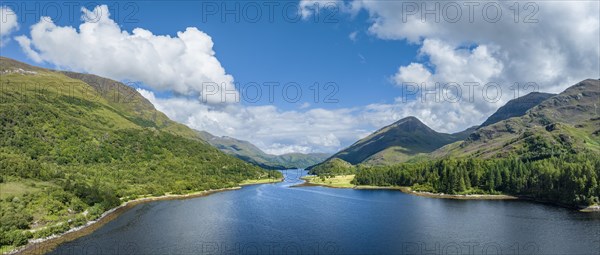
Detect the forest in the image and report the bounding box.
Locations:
[0,71,281,248]
[352,153,600,207]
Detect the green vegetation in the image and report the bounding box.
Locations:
[308,158,355,176]
[314,79,600,208]
[302,175,356,188]
[353,153,600,207]
[436,79,600,159]
[0,58,282,249]
[310,117,473,171]
[197,131,329,169]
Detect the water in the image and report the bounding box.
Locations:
[50,170,600,255]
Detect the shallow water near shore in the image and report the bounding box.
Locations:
[48,170,600,254]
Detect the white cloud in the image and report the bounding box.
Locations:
[16,5,237,104]
[0,6,18,46]
[357,0,599,91]
[301,0,600,132]
[140,85,487,154]
[390,39,508,132]
[394,63,431,85]
[14,2,598,154]
[139,89,367,154]
[262,144,313,155]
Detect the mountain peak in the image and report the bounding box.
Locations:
[396,116,422,124]
[386,116,432,133]
[313,116,460,166]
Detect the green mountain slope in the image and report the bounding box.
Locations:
[435,79,600,159]
[197,131,329,169]
[353,79,600,208]
[479,92,555,128]
[314,90,564,171]
[59,71,203,140]
[309,117,470,173]
[0,57,280,249]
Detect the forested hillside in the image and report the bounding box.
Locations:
[314,79,600,208]
[353,154,600,207]
[0,57,280,249]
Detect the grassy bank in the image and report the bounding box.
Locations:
[298,175,406,190]
[300,175,356,188]
[4,178,280,255]
[299,175,517,200]
[299,175,600,211]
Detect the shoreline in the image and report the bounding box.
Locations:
[8,177,285,255]
[297,176,599,211]
[7,187,242,255]
[239,178,283,186]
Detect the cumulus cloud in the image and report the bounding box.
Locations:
[0,6,18,46]
[16,5,237,104]
[138,89,372,154]
[361,0,599,88]
[301,0,600,131]
[390,39,506,131]
[139,86,478,154]
[13,2,598,153]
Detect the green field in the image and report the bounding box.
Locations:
[302,175,357,188]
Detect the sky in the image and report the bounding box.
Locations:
[1,0,599,154]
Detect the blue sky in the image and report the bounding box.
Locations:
[1,1,598,154]
[1,1,419,110]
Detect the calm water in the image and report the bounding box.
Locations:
[50,170,600,255]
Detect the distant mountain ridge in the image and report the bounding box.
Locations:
[197,131,329,169]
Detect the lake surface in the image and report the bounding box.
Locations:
[50,170,600,255]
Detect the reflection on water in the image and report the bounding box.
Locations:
[50,170,600,255]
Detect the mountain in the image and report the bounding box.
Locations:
[0,57,280,247]
[315,90,565,170]
[352,79,600,208]
[58,69,328,170]
[309,117,471,173]
[435,79,600,159]
[197,131,329,169]
[479,92,555,128]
